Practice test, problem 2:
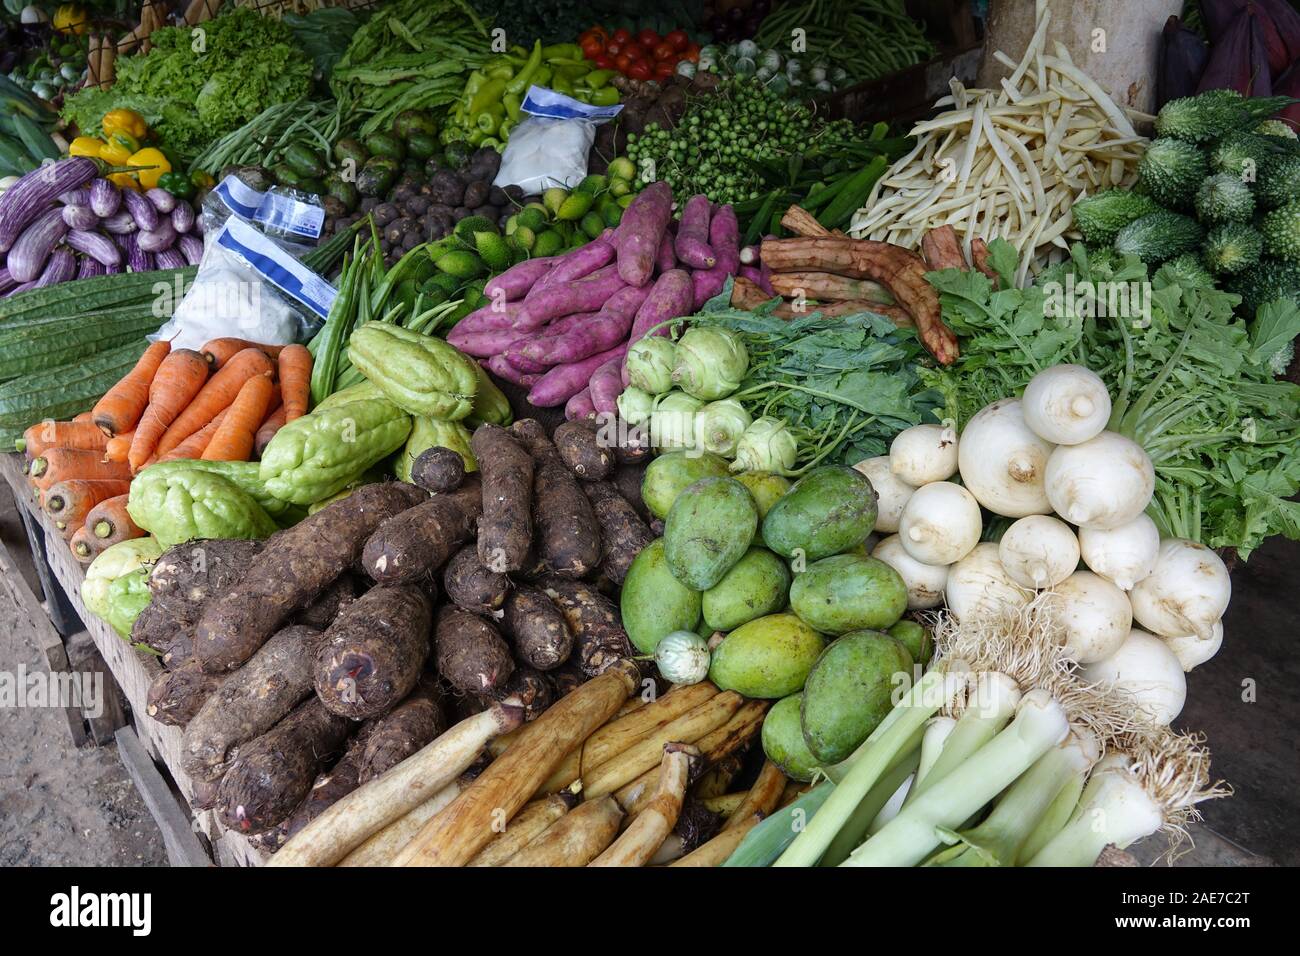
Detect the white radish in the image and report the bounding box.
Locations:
[852,456,915,533]
[944,543,1034,623]
[1021,364,1112,445]
[1081,629,1186,726]
[1044,431,1154,530]
[1164,620,1224,672]
[956,398,1054,517]
[1128,538,1231,640]
[889,424,959,485]
[1077,513,1160,590]
[1049,570,1133,664]
[898,481,982,565]
[998,515,1080,588]
[872,534,949,609]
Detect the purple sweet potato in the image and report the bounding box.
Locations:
[740,264,774,295]
[628,269,693,347]
[436,605,515,694]
[521,284,649,366]
[527,343,627,408]
[484,257,557,301]
[583,479,654,584]
[545,239,616,285]
[589,357,624,415]
[521,265,626,327]
[443,543,510,614]
[471,424,534,573]
[452,327,537,359]
[448,300,530,339]
[485,354,541,387]
[554,419,615,480]
[504,345,550,374]
[510,418,601,577]
[674,194,717,269]
[357,679,447,783]
[655,229,677,273]
[181,624,322,781]
[146,659,224,728]
[362,477,483,585]
[502,584,574,670]
[565,387,596,421]
[615,181,673,287]
[692,204,741,308]
[314,586,433,719]
[216,698,352,834]
[194,482,427,673]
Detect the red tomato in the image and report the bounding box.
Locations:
[580,37,605,58]
[654,61,676,80]
[612,27,632,44]
[637,29,660,48]
[652,41,676,61]
[623,41,646,60]
[594,54,616,70]
[665,29,689,52]
[605,39,622,55]
[614,52,633,72]
[628,60,654,81]
[683,43,701,63]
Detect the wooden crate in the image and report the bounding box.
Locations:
[0,454,265,868]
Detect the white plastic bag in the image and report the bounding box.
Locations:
[494,86,622,193]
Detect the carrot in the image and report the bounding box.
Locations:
[91,339,171,436]
[104,429,136,463]
[201,337,286,370]
[44,479,132,531]
[277,344,311,422]
[29,448,132,491]
[202,373,276,461]
[70,526,101,564]
[19,420,110,458]
[73,411,93,423]
[86,494,144,547]
[153,348,274,459]
[254,403,287,459]
[158,409,226,462]
[126,348,210,471]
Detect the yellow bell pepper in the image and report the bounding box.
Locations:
[97,132,139,166]
[127,148,171,190]
[102,108,148,141]
[108,172,141,191]
[68,136,104,158]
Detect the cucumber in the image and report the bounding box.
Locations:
[0,308,163,382]
[0,340,151,444]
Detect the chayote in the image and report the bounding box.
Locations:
[395,416,478,484]
[315,379,385,412]
[81,537,163,620]
[134,459,299,522]
[103,568,152,638]
[346,321,479,420]
[259,398,412,505]
[127,469,278,548]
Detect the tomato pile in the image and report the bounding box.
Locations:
[579,26,701,82]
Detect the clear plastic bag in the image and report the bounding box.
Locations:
[494,86,623,194]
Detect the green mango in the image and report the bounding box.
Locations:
[762,694,819,782]
[620,539,702,654]
[702,547,791,632]
[640,451,730,520]
[762,465,877,562]
[889,619,933,666]
[708,613,825,699]
[789,554,908,635]
[800,630,913,763]
[733,471,791,518]
[663,477,758,590]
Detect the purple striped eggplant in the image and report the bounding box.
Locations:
[89,178,122,218]
[62,204,99,230]
[121,187,161,231]
[32,248,76,288]
[102,210,138,234]
[178,233,204,265]
[65,229,122,266]
[8,206,70,282]
[145,188,176,214]
[0,157,98,253]
[171,201,195,234]
[154,248,187,271]
[77,256,106,279]
[137,221,177,253]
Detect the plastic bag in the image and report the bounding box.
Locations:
[494,86,622,194]
[153,175,335,349]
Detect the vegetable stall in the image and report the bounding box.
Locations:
[0,0,1297,873]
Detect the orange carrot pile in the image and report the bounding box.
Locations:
[21,336,311,557]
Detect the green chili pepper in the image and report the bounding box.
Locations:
[541,43,583,61]
[584,69,617,89]
[502,92,522,122]
[468,76,507,116]
[505,40,543,95]
[582,86,620,107]
[475,103,505,134]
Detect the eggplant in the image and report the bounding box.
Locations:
[32,248,76,288]
[171,202,195,234]
[61,204,98,231]
[155,248,187,271]
[0,157,97,253]
[122,188,161,231]
[77,256,105,279]
[128,243,152,273]
[89,178,121,218]
[137,221,177,253]
[65,229,122,266]
[146,188,177,214]
[102,211,138,234]
[104,263,123,275]
[8,206,69,282]
[0,267,15,295]
[178,233,204,266]
[59,188,90,206]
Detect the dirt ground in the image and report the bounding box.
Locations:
[0,500,166,867]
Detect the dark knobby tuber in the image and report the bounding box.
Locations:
[435,605,514,695]
[411,446,467,494]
